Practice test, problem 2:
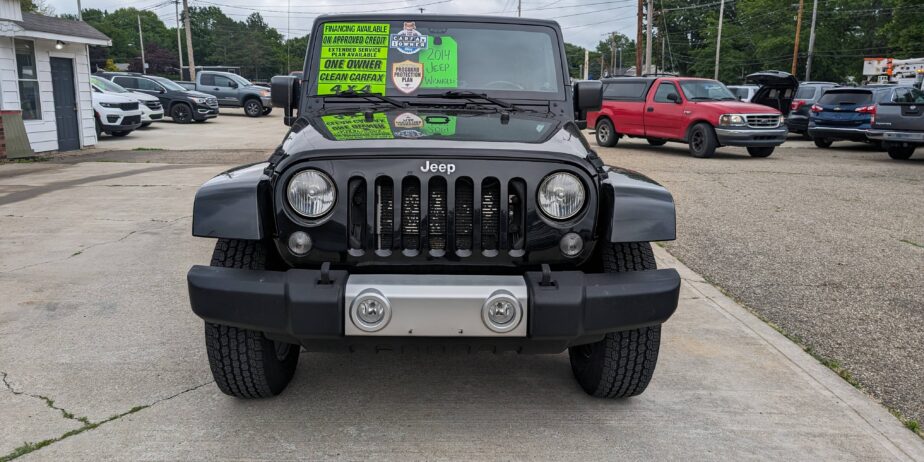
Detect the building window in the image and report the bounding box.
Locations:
[15,39,41,120]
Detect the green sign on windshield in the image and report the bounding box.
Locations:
[420,36,458,89]
[317,23,390,95]
[321,113,394,140]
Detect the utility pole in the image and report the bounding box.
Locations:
[600,54,605,78]
[644,0,653,75]
[517,0,521,17]
[583,49,589,80]
[805,0,819,80]
[661,33,666,73]
[77,0,82,20]
[792,0,804,75]
[182,0,196,80]
[636,0,643,76]
[714,0,725,80]
[137,15,147,74]
[175,0,184,76]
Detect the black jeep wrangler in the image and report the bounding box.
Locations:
[188,15,680,399]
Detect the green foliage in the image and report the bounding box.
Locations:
[80,6,309,81]
[646,0,924,83]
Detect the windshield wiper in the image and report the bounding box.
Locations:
[417,91,515,109]
[321,89,406,108]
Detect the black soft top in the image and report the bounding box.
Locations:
[313,14,562,29]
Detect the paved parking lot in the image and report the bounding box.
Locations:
[592,137,924,428]
[1,121,923,459]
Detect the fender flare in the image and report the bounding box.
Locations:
[192,162,274,240]
[599,166,676,243]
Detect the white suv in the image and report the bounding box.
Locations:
[93,91,143,137]
[91,75,164,127]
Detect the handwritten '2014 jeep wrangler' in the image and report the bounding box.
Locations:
[187,15,680,399]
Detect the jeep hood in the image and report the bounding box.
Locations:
[279,109,593,160]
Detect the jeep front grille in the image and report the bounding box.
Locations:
[746,114,781,128]
[354,175,527,257]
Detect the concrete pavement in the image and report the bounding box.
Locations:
[1,159,922,460]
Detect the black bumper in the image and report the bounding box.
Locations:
[187,266,681,353]
[787,115,809,133]
[807,126,868,142]
[193,106,219,120]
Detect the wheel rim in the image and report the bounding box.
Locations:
[691,129,704,152]
[598,124,610,143]
[246,101,260,115]
[174,106,189,121]
[274,341,291,361]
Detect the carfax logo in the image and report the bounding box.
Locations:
[390,21,428,54]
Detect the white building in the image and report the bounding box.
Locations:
[0,0,110,153]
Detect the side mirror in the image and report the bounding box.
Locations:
[229,81,238,89]
[272,75,300,126]
[667,93,681,103]
[573,80,603,126]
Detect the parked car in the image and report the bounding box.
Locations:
[588,71,796,157]
[788,81,839,137]
[92,91,142,137]
[866,86,924,159]
[179,71,272,117]
[94,72,219,124]
[90,75,164,127]
[187,14,681,400]
[727,84,759,102]
[808,87,890,148]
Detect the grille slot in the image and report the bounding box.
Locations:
[481,178,500,251]
[374,178,394,251]
[428,177,447,251]
[746,114,781,128]
[347,177,365,250]
[455,177,474,252]
[366,174,528,257]
[401,178,421,251]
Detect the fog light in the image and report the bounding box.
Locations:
[350,290,391,332]
[288,231,312,255]
[560,232,583,257]
[482,291,522,333]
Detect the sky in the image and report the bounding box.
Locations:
[43,0,641,49]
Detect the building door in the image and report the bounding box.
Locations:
[50,57,80,151]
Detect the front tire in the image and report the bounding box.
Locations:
[688,123,717,158]
[887,145,915,160]
[244,99,264,117]
[568,242,663,398]
[747,146,774,157]
[171,103,193,124]
[262,107,273,116]
[595,118,618,147]
[204,239,299,399]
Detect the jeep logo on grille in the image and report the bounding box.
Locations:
[420,161,456,175]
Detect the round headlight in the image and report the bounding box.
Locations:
[538,172,585,220]
[287,169,336,218]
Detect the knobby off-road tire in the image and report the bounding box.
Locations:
[595,118,618,147]
[688,123,717,158]
[205,239,300,398]
[747,146,774,157]
[568,242,663,399]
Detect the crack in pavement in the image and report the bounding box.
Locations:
[0,374,214,461]
[1,215,191,274]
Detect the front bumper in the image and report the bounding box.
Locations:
[714,127,788,147]
[193,105,219,120]
[866,129,924,144]
[260,96,272,107]
[187,266,681,353]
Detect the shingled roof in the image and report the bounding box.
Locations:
[15,12,110,43]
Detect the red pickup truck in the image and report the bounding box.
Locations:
[588,72,797,158]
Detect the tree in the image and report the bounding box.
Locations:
[21,0,53,15]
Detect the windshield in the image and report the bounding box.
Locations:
[228,74,252,86]
[311,20,563,99]
[91,76,129,93]
[679,80,736,101]
[150,76,186,92]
